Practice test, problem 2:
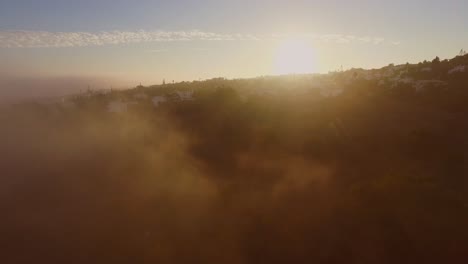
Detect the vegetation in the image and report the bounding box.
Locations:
[1,54,468,263]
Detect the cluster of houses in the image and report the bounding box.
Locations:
[76,59,467,114]
[107,90,194,113]
[348,62,467,93]
[449,65,466,74]
[376,74,449,93]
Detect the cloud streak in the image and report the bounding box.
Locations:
[0,30,243,48]
[146,49,169,53]
[0,30,395,48]
[280,33,387,45]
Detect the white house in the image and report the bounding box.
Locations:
[448,65,466,74]
[389,76,414,88]
[176,91,194,101]
[414,80,447,93]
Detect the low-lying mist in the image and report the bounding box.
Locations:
[0,74,122,104]
[1,77,468,263]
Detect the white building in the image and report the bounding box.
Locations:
[448,65,466,74]
[176,91,194,101]
[414,80,447,93]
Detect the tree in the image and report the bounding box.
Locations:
[432,56,440,64]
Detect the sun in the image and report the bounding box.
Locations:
[273,38,317,75]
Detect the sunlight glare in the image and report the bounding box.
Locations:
[273,39,317,75]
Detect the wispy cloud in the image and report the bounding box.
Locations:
[270,33,389,45]
[146,49,169,53]
[316,35,384,45]
[145,47,210,53]
[0,30,244,48]
[0,30,397,48]
[188,47,209,51]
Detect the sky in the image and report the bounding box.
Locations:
[0,0,467,95]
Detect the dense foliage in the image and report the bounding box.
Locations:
[1,55,468,263]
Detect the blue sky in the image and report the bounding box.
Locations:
[1,0,467,85]
[2,0,466,35]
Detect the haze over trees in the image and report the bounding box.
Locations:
[1,54,468,263]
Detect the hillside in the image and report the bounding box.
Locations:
[57,53,468,112]
[1,54,468,263]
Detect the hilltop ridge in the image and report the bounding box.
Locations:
[53,53,468,114]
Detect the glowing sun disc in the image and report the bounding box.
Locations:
[273,39,317,75]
